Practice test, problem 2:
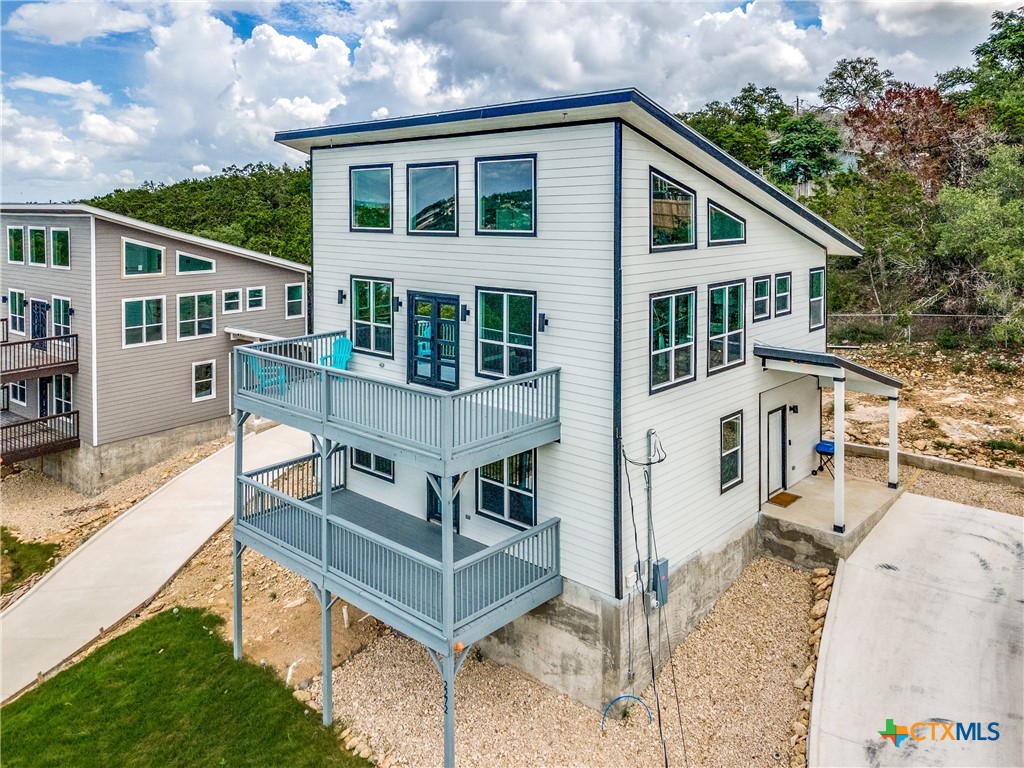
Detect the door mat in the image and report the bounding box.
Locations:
[768,491,801,508]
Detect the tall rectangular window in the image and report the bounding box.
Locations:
[476,155,536,235]
[246,286,265,311]
[477,450,536,528]
[350,165,393,231]
[222,289,242,314]
[650,169,695,250]
[351,449,395,482]
[192,360,216,401]
[650,288,696,392]
[178,292,215,339]
[708,280,745,373]
[809,267,825,331]
[7,227,24,263]
[52,296,72,337]
[285,283,305,319]
[477,289,535,378]
[720,411,743,492]
[408,162,457,234]
[774,273,792,316]
[707,201,746,245]
[9,290,26,334]
[752,276,771,322]
[51,229,70,268]
[351,277,393,356]
[54,374,73,415]
[123,297,164,347]
[29,227,46,265]
[123,238,164,276]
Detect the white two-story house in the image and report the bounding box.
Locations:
[230,89,899,764]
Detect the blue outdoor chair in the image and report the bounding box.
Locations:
[247,357,286,394]
[320,336,353,371]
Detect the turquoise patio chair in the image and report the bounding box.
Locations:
[320,336,353,371]
[247,357,287,394]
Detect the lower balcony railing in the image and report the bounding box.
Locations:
[1,334,79,382]
[1,411,80,463]
[236,452,561,640]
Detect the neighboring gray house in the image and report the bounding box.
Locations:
[0,204,310,494]
[228,89,901,764]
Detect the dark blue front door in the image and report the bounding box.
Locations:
[30,300,48,350]
[38,378,50,418]
[408,293,459,390]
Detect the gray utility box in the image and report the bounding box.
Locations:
[653,558,669,606]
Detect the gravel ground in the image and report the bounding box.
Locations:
[846,456,1024,516]
[315,558,812,768]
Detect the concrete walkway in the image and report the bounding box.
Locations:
[1,425,310,703]
[810,493,1024,767]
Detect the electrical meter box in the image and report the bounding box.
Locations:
[653,557,669,606]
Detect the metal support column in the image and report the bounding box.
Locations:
[232,408,248,661]
[321,587,334,727]
[887,395,899,489]
[833,377,846,534]
[440,471,456,768]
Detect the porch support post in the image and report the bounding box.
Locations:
[440,472,456,768]
[887,396,899,489]
[320,436,332,574]
[321,587,334,727]
[833,376,846,534]
[441,646,456,768]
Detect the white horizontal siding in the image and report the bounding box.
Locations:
[619,125,828,581]
[311,123,616,594]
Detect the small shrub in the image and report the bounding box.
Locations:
[987,356,1019,374]
[951,362,964,374]
[922,417,938,428]
[984,439,1024,454]
[933,439,956,450]
[935,328,961,350]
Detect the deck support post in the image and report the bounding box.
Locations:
[833,376,846,534]
[440,470,456,768]
[321,587,334,727]
[887,396,899,489]
[232,408,248,661]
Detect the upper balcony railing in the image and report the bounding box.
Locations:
[234,331,560,474]
[1,334,79,383]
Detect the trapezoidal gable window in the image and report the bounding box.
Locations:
[177,252,215,274]
[650,169,695,251]
[650,287,696,392]
[123,238,164,277]
[707,201,746,246]
[408,162,458,235]
[476,155,536,235]
[350,165,393,232]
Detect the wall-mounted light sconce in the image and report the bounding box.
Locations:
[537,313,550,332]
[392,296,403,313]
[68,307,75,316]
[789,404,799,414]
[1,295,6,304]
[461,304,471,322]
[337,289,347,305]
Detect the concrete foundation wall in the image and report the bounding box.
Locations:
[479,517,759,710]
[39,416,235,495]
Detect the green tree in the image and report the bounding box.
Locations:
[819,56,896,110]
[769,113,841,184]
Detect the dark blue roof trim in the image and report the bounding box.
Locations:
[277,88,862,255]
[753,344,902,389]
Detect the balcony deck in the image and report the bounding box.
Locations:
[1,411,80,463]
[235,451,562,653]
[1,334,79,383]
[233,331,560,477]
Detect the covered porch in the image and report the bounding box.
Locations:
[755,344,903,535]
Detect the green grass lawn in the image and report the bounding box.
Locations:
[1,526,59,594]
[1,608,371,768]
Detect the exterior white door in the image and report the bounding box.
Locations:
[767,406,786,496]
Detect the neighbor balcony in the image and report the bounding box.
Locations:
[1,410,80,463]
[1,334,79,384]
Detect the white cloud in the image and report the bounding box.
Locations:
[4,1,152,44]
[371,106,389,120]
[193,164,212,173]
[78,106,158,146]
[6,75,112,110]
[0,95,93,182]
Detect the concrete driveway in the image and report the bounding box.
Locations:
[810,493,1023,767]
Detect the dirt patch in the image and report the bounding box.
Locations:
[824,343,1024,471]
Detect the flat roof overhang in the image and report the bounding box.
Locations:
[754,343,902,398]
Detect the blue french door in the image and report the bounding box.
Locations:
[408,293,459,390]
[30,299,48,350]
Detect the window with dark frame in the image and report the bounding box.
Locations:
[408,162,458,234]
[477,289,535,378]
[476,156,535,234]
[477,450,536,528]
[720,411,743,492]
[650,169,695,250]
[774,273,792,316]
[351,277,393,355]
[708,281,745,373]
[427,475,461,529]
[650,288,696,391]
[707,201,746,245]
[809,267,825,330]
[350,165,393,231]
[752,276,771,321]
[350,449,394,481]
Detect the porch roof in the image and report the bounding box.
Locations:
[754,343,902,397]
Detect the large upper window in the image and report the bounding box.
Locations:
[477,450,536,528]
[476,156,536,235]
[9,290,25,334]
[123,297,165,347]
[774,272,792,317]
[351,449,395,482]
[809,267,826,331]
[707,201,746,246]
[350,165,392,231]
[650,169,695,250]
[720,411,743,492]
[123,238,164,276]
[178,292,215,339]
[408,162,457,235]
[192,360,216,402]
[708,280,745,373]
[52,296,72,337]
[177,252,215,273]
[7,227,24,263]
[650,288,696,392]
[51,229,70,269]
[29,227,46,265]
[352,277,393,356]
[752,276,771,322]
[285,283,305,319]
[477,289,535,378]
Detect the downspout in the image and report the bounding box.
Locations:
[647,428,656,585]
[612,120,623,600]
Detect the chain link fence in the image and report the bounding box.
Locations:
[828,313,1007,344]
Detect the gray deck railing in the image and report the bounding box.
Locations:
[235,331,560,462]
[1,334,78,381]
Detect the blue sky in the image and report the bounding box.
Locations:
[1,0,1016,202]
